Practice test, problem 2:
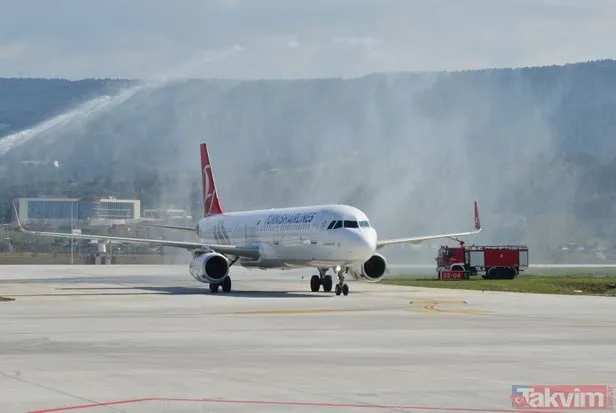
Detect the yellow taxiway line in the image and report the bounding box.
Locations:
[229,299,489,316]
[409,299,489,314]
[232,308,368,315]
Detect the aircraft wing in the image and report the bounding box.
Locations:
[12,203,260,259]
[376,201,481,249]
[136,222,196,231]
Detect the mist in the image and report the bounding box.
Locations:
[3,55,604,265]
[154,69,565,267]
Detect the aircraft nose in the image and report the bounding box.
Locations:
[346,229,376,260]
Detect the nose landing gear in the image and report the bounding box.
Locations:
[334,268,349,296]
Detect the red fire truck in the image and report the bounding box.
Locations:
[436,239,529,280]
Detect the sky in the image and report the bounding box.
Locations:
[1,0,616,80]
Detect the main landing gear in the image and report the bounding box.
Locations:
[208,256,238,294]
[209,276,232,294]
[310,267,348,296]
[310,268,332,293]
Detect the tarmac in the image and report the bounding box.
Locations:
[1,264,615,413]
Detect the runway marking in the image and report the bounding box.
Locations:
[410,300,468,305]
[29,396,558,413]
[409,299,489,314]
[232,308,368,315]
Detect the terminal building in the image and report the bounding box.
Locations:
[13,197,141,228]
[142,208,192,224]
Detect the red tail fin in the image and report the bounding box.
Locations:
[200,143,224,217]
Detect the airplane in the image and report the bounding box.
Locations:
[12,143,481,296]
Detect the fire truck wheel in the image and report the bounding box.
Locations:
[504,267,517,279]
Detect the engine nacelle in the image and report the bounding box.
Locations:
[349,253,387,282]
[189,252,229,283]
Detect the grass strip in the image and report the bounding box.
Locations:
[382,275,616,296]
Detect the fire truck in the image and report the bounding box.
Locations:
[436,239,529,280]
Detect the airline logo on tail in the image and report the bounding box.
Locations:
[202,165,215,215]
[200,143,223,217]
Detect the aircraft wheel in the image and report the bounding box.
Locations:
[335,284,341,296]
[342,283,349,296]
[322,275,333,292]
[310,275,320,292]
[221,276,232,293]
[209,283,219,294]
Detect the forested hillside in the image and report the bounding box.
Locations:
[2,60,616,261]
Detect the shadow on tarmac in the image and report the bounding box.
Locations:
[54,285,329,298]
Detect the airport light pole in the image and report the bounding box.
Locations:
[70,202,74,265]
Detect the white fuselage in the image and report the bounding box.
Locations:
[195,204,377,269]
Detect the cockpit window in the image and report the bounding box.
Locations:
[327,220,343,229]
[327,219,370,229]
[345,220,371,228]
[343,220,359,228]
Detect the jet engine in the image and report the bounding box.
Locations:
[188,252,229,283]
[349,253,387,282]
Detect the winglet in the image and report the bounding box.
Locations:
[474,201,481,231]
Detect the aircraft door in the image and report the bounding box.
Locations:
[309,213,327,245]
[273,223,283,245]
